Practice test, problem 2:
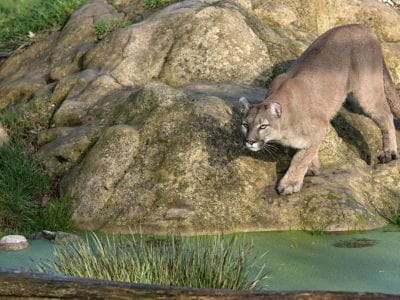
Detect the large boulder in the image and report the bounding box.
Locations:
[58,82,400,233]
[252,0,400,86]
[82,0,274,87]
[0,0,399,233]
[0,0,121,110]
[49,0,123,80]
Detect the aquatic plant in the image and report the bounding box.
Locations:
[38,233,269,290]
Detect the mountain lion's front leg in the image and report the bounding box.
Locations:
[306,155,321,176]
[277,137,323,195]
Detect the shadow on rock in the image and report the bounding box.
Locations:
[331,112,371,165]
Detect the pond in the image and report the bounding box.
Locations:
[1,227,399,294]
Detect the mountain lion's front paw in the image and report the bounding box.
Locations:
[378,150,398,163]
[277,179,303,195]
[306,167,320,176]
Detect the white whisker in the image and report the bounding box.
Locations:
[263,143,277,158]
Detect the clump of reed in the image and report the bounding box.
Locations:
[38,233,269,290]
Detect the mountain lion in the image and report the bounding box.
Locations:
[239,24,400,195]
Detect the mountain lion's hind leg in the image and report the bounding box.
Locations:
[374,112,398,163]
[354,88,398,163]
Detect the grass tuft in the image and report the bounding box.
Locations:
[382,205,400,226]
[0,0,85,53]
[38,233,269,290]
[0,97,73,235]
[0,140,51,234]
[0,96,54,144]
[94,19,130,40]
[372,195,400,227]
[145,0,171,9]
[40,196,73,232]
[0,138,73,235]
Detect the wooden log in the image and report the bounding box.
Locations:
[0,268,398,299]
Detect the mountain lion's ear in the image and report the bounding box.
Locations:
[266,102,282,118]
[239,97,252,114]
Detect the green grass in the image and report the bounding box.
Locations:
[360,191,400,227]
[38,233,269,290]
[0,96,54,144]
[145,0,171,9]
[94,19,130,40]
[390,214,400,226]
[0,140,73,235]
[0,97,73,235]
[0,141,51,234]
[0,0,85,53]
[40,196,73,232]
[384,205,400,226]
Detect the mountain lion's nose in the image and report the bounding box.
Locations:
[246,139,256,145]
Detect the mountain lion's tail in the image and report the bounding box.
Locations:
[383,60,400,119]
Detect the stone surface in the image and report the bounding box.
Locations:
[83,0,274,87]
[0,235,29,250]
[35,125,101,177]
[36,230,83,244]
[0,0,399,234]
[59,82,399,233]
[252,0,400,86]
[41,230,57,240]
[49,0,122,81]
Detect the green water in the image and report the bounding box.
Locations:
[1,227,400,294]
[0,239,56,272]
[237,227,400,294]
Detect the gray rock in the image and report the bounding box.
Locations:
[42,230,57,240]
[49,0,122,80]
[164,208,194,220]
[61,125,141,229]
[83,0,274,87]
[35,126,101,177]
[60,82,400,233]
[253,0,400,86]
[181,82,267,105]
[0,235,29,250]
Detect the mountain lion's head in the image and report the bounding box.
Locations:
[238,97,282,152]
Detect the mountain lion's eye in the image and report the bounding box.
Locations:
[259,124,269,129]
[242,123,249,128]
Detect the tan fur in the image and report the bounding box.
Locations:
[383,60,400,119]
[239,24,399,195]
